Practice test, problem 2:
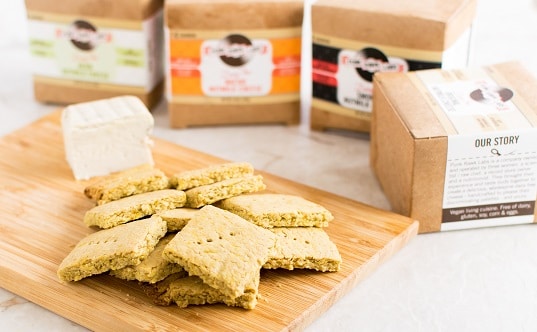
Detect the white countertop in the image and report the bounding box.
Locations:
[2,0,537,331]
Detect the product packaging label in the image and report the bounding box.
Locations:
[166,28,301,105]
[27,10,164,92]
[311,28,473,119]
[412,67,537,231]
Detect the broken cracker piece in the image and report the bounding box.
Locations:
[216,193,334,228]
[57,215,167,282]
[264,227,341,272]
[84,165,170,205]
[157,207,199,232]
[84,189,186,229]
[184,175,265,208]
[169,162,254,190]
[143,273,259,309]
[111,234,183,283]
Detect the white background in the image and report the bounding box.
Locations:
[1,0,537,331]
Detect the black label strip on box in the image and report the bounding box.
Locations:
[405,59,442,71]
[312,43,339,104]
[442,201,536,223]
[311,43,441,105]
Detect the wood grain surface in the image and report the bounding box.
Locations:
[0,110,418,331]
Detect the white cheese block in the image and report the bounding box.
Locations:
[62,96,155,180]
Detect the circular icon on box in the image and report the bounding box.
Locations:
[470,85,514,104]
[343,47,408,82]
[354,48,389,82]
[69,20,98,51]
[218,34,256,67]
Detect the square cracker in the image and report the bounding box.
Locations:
[84,165,170,205]
[110,234,183,283]
[57,215,167,282]
[143,273,259,309]
[169,162,254,190]
[184,175,266,208]
[163,205,275,300]
[84,189,186,229]
[264,227,342,272]
[215,193,334,228]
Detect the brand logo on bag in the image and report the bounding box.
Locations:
[470,81,514,110]
[203,34,267,67]
[341,47,408,82]
[55,20,112,51]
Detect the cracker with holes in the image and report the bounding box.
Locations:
[157,207,199,232]
[215,193,334,228]
[110,234,184,283]
[84,189,186,229]
[264,227,342,272]
[169,162,254,190]
[57,215,167,282]
[163,205,276,300]
[84,165,170,206]
[143,272,260,309]
[184,175,266,208]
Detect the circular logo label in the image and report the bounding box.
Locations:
[341,47,408,82]
[69,20,98,51]
[470,85,514,105]
[354,48,390,82]
[217,34,255,67]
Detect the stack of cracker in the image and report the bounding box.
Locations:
[57,161,341,310]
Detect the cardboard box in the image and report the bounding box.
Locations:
[311,0,477,133]
[370,62,537,233]
[165,0,303,128]
[25,0,165,108]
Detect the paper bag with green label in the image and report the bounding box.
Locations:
[25,0,165,108]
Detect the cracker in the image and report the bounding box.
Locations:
[157,208,199,232]
[110,234,183,283]
[264,227,341,272]
[141,273,187,305]
[169,162,254,190]
[84,189,186,229]
[57,215,167,282]
[84,165,170,205]
[184,175,266,208]
[163,205,275,299]
[215,193,334,228]
[143,273,259,309]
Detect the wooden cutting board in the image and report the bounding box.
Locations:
[0,110,418,331]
